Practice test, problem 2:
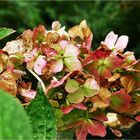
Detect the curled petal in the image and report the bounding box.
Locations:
[34,55,47,75]
[52,21,61,31]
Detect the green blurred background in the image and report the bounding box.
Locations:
[0,0,140,57]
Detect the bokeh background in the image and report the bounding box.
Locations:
[0,0,140,57]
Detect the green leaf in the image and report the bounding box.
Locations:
[57,129,75,140]
[0,28,15,40]
[0,89,33,139]
[26,88,57,140]
[65,79,79,93]
[67,88,84,103]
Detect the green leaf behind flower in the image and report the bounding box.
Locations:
[26,88,57,140]
[0,28,15,40]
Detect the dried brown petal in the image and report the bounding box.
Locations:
[120,75,135,93]
[0,70,17,96]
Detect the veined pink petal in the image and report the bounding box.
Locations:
[72,103,87,110]
[34,55,47,75]
[115,35,128,51]
[51,59,63,73]
[64,44,80,57]
[21,89,36,99]
[59,40,69,50]
[104,31,118,49]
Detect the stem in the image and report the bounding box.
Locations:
[27,68,46,93]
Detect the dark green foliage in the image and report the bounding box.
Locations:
[26,88,57,140]
[0,89,33,139]
[0,27,15,40]
[0,1,139,57]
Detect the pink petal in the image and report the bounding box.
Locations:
[104,31,118,49]
[64,44,80,57]
[51,59,63,73]
[135,115,140,122]
[59,40,69,50]
[72,103,87,110]
[115,35,128,51]
[61,105,74,114]
[21,89,36,99]
[34,55,47,75]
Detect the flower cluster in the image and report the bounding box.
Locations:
[0,20,140,139]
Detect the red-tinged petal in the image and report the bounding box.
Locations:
[75,125,88,140]
[21,89,36,100]
[32,25,46,44]
[104,31,118,50]
[61,105,74,114]
[135,115,140,122]
[51,59,63,73]
[110,55,124,70]
[41,46,58,57]
[72,103,87,110]
[59,40,69,50]
[110,89,132,113]
[115,35,128,51]
[82,33,93,50]
[34,55,47,75]
[87,120,106,137]
[82,53,94,66]
[92,110,108,122]
[50,72,72,88]
[92,48,111,60]
[64,44,80,57]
